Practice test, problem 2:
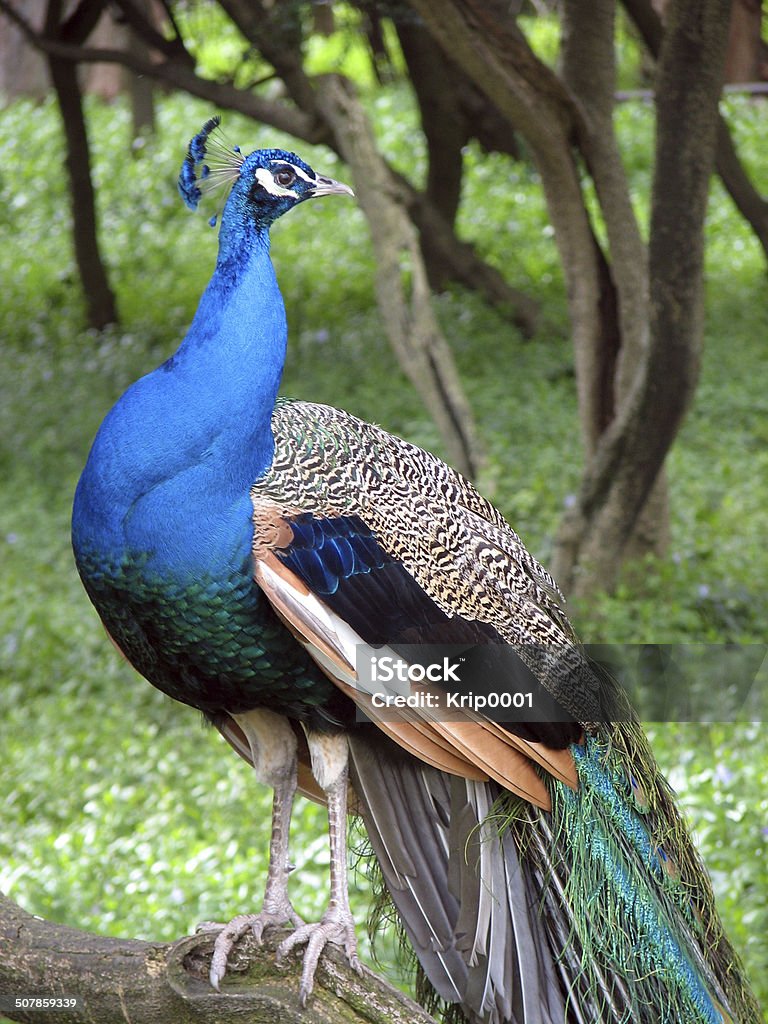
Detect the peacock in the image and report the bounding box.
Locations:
[71,117,760,1024]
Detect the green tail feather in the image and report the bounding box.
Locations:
[529,728,761,1024]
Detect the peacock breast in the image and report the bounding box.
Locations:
[72,481,337,721]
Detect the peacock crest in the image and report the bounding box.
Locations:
[178,115,244,226]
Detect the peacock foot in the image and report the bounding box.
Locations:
[276,903,364,1005]
[200,900,306,990]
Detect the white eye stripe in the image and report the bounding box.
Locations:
[284,163,314,183]
[254,166,298,198]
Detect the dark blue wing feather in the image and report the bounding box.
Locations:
[276,513,387,597]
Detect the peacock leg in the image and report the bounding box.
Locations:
[276,729,363,1004]
[207,708,305,990]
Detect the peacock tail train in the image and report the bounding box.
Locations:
[354,724,760,1024]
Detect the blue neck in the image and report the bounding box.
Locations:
[73,221,285,572]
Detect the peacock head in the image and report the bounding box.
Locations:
[178,116,353,232]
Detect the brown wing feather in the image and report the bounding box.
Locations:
[254,551,566,810]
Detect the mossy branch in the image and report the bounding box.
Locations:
[0,892,437,1024]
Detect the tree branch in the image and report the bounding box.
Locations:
[622,0,768,263]
[315,74,484,479]
[394,171,539,336]
[59,0,104,44]
[714,115,768,258]
[0,891,437,1024]
[217,0,318,113]
[111,0,193,63]
[0,1,324,144]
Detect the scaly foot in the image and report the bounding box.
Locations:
[202,717,304,991]
[200,898,305,990]
[276,903,363,1005]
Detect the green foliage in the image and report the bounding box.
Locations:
[305,6,406,84]
[646,723,768,989]
[0,85,766,1011]
[173,5,271,89]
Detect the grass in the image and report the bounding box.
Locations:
[0,86,767,1011]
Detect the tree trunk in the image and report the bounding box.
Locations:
[553,0,731,595]
[42,0,117,330]
[0,891,436,1024]
[560,0,670,565]
[623,0,768,265]
[47,53,117,329]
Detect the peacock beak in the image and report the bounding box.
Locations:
[310,175,355,198]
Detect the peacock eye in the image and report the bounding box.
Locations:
[274,168,296,188]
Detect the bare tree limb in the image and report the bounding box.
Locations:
[59,0,103,43]
[111,0,193,63]
[392,170,539,336]
[315,74,484,479]
[714,116,768,259]
[0,0,324,144]
[0,891,437,1024]
[217,0,319,113]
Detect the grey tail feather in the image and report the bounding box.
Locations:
[348,732,576,1024]
[348,732,468,1006]
[349,727,760,1024]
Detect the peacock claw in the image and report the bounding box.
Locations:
[276,904,363,1005]
[204,904,306,991]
